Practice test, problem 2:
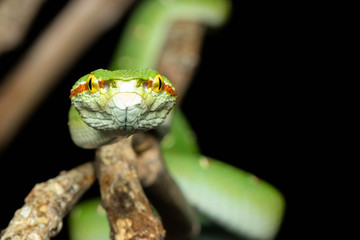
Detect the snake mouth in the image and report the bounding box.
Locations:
[105,92,147,131]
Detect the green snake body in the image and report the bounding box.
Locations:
[161,111,285,240]
[110,0,231,70]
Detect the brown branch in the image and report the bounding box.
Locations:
[0,162,95,240]
[157,20,206,104]
[0,0,135,152]
[95,138,165,240]
[0,0,46,54]
[132,133,200,240]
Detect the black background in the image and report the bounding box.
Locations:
[0,1,327,239]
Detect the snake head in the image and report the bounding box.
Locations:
[69,69,176,135]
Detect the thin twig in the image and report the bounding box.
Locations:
[0,162,95,240]
[95,138,165,240]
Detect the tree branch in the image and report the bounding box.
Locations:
[132,133,200,240]
[0,162,95,240]
[95,138,165,240]
[0,0,46,54]
[157,20,206,104]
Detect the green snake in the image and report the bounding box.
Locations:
[68,69,284,240]
[68,69,176,149]
[68,0,285,240]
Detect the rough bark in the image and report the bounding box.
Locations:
[133,133,200,240]
[95,138,166,240]
[0,162,95,240]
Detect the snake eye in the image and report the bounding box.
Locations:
[152,74,164,93]
[86,74,99,93]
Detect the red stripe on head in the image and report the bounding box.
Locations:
[163,84,177,97]
[69,80,107,99]
[69,83,87,99]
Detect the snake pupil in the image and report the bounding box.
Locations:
[88,78,92,90]
[158,77,163,90]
